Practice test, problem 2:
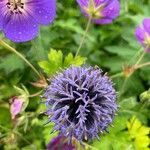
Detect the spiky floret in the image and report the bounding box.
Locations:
[44,66,117,141]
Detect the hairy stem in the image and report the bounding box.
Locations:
[135,62,150,69]
[75,16,92,57]
[29,90,43,98]
[135,50,146,66]
[110,72,123,79]
[128,47,143,65]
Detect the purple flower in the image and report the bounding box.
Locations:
[76,0,120,24]
[47,135,75,150]
[0,0,56,42]
[10,96,24,119]
[135,18,150,51]
[44,66,117,141]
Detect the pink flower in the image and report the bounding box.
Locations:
[10,97,23,119]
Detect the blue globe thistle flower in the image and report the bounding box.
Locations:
[44,66,117,141]
[47,135,75,150]
[0,0,56,42]
[76,0,120,24]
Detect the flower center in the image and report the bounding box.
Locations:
[83,1,105,19]
[6,0,24,14]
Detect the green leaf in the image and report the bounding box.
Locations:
[0,54,24,74]
[43,123,58,145]
[38,61,52,75]
[127,116,150,150]
[64,53,86,67]
[39,49,63,75]
[105,45,137,60]
[38,49,86,76]
[109,115,129,133]
[127,116,150,138]
[0,107,12,128]
[91,131,134,150]
[101,56,124,72]
[47,49,63,67]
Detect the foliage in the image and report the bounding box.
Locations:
[38,49,86,76]
[127,116,150,150]
[0,0,150,150]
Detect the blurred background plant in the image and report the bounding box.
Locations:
[0,0,150,150]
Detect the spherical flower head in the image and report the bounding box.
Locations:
[76,0,120,24]
[44,66,117,142]
[47,135,75,150]
[0,0,56,42]
[135,18,150,52]
[10,96,24,119]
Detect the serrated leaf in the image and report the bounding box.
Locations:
[127,116,150,150]
[127,116,150,138]
[38,49,86,76]
[48,49,63,66]
[64,53,86,67]
[38,61,52,75]
[39,49,63,76]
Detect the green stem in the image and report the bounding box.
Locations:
[125,0,129,12]
[128,47,143,65]
[111,48,143,79]
[135,50,146,66]
[135,62,150,69]
[118,77,129,99]
[0,40,41,79]
[111,72,123,79]
[75,16,92,57]
[29,90,43,98]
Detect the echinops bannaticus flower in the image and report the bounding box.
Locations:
[76,0,120,24]
[135,18,150,51]
[0,0,56,42]
[47,135,75,150]
[44,66,117,141]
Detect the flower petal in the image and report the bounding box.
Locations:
[0,1,6,30]
[3,13,39,42]
[143,18,150,34]
[93,18,112,24]
[77,0,89,7]
[102,0,120,19]
[0,14,3,30]
[94,0,111,7]
[77,0,120,25]
[135,26,145,45]
[10,97,24,119]
[26,0,56,25]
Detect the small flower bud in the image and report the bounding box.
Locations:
[10,97,24,119]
